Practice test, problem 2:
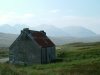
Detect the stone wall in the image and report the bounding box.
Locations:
[9,37,41,64]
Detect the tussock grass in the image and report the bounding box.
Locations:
[0,42,100,75]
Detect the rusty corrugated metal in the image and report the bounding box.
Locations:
[32,32,54,47]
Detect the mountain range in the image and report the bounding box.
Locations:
[0,24,100,47]
[0,24,28,34]
[0,24,98,37]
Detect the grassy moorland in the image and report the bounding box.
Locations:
[0,48,9,58]
[0,42,100,75]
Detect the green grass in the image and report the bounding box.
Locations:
[0,42,100,75]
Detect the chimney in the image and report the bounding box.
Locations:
[23,28,29,31]
[40,30,46,35]
[22,28,30,33]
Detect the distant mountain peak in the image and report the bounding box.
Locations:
[33,24,70,37]
[63,26,96,37]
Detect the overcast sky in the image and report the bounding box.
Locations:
[0,0,100,33]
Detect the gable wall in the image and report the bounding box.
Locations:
[9,37,41,64]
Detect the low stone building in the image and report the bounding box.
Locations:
[9,28,56,64]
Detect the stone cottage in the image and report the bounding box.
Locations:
[9,28,56,64]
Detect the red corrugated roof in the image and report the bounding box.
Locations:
[32,32,54,47]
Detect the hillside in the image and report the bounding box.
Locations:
[0,32,100,47]
[0,42,100,75]
[0,32,17,47]
[50,36,100,45]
